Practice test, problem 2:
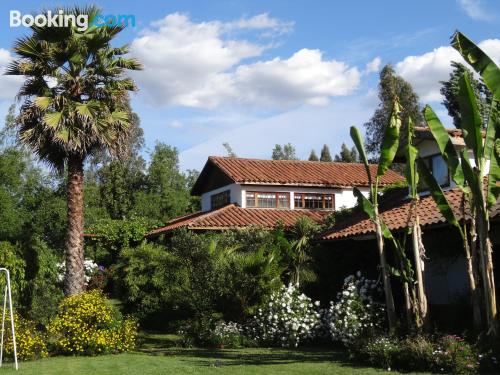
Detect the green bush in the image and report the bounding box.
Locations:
[361,336,399,370]
[432,335,478,374]
[0,241,26,305]
[0,310,48,361]
[47,290,137,355]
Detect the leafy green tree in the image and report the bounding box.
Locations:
[334,143,359,162]
[320,144,332,162]
[308,149,319,161]
[7,7,142,295]
[364,64,423,155]
[440,61,492,128]
[288,217,318,286]
[272,143,298,160]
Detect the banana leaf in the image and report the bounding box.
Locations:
[452,31,500,101]
[350,126,372,188]
[458,73,484,161]
[405,118,419,197]
[377,99,402,177]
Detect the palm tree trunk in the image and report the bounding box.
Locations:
[64,155,85,295]
[374,205,397,333]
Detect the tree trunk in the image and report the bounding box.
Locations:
[463,217,482,332]
[412,218,428,329]
[477,210,497,337]
[64,156,85,296]
[374,205,397,333]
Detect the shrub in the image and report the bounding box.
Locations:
[327,273,384,347]
[433,335,478,374]
[248,284,320,348]
[0,241,26,305]
[47,290,137,355]
[394,336,435,371]
[0,310,48,361]
[57,258,99,287]
[362,336,399,370]
[211,321,252,348]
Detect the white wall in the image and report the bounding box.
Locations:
[201,183,242,211]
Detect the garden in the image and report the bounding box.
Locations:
[0,5,499,375]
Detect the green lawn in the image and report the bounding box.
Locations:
[0,333,430,374]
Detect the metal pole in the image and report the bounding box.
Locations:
[0,285,6,367]
[0,268,18,370]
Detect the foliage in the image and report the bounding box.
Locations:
[308,149,319,161]
[47,290,137,355]
[0,241,26,305]
[286,217,319,286]
[334,143,359,162]
[440,61,492,128]
[433,335,478,374]
[57,258,99,287]
[248,284,320,348]
[272,143,298,160]
[0,310,48,361]
[179,319,252,348]
[327,273,384,347]
[319,144,332,162]
[222,142,237,157]
[116,242,190,320]
[364,64,423,155]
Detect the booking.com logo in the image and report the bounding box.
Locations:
[9,10,135,31]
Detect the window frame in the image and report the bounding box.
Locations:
[294,192,335,210]
[210,190,230,210]
[246,191,290,209]
[418,153,450,190]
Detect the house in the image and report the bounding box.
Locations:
[147,156,404,237]
[319,127,499,329]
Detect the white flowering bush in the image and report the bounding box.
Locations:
[211,321,249,348]
[57,258,99,286]
[248,284,320,348]
[327,272,385,346]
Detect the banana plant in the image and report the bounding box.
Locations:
[419,31,499,337]
[405,118,428,329]
[350,99,404,333]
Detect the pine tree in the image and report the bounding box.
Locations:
[222,142,237,157]
[440,61,491,128]
[319,144,332,162]
[308,149,319,161]
[334,143,359,162]
[364,64,423,155]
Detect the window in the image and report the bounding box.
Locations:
[419,154,450,190]
[294,193,335,210]
[246,192,290,208]
[211,190,230,209]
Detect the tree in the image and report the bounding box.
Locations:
[350,99,403,334]
[272,143,298,160]
[7,7,142,295]
[288,217,318,286]
[222,142,237,157]
[334,143,359,162]
[320,144,332,162]
[308,149,319,161]
[364,65,423,155]
[420,32,499,338]
[440,61,492,128]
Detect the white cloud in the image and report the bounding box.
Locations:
[364,57,381,74]
[131,13,360,109]
[457,0,494,21]
[224,13,294,35]
[169,120,184,129]
[395,39,500,103]
[0,49,23,101]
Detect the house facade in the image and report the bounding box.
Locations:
[147,156,403,237]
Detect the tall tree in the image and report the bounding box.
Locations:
[272,143,297,160]
[7,7,142,295]
[440,61,492,129]
[308,149,319,161]
[364,64,423,155]
[319,144,332,162]
[334,143,359,162]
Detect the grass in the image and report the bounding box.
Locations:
[0,333,431,375]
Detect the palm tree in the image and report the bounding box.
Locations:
[6,7,142,295]
[289,217,318,286]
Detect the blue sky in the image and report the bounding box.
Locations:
[0,0,499,170]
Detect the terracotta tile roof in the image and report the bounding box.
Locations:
[321,188,500,241]
[146,204,329,237]
[206,156,404,188]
